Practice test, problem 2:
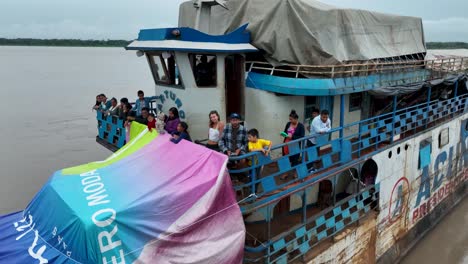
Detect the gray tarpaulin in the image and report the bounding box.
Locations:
[179,0,426,65]
[369,74,467,96]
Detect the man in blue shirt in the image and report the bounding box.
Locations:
[133,90,158,116]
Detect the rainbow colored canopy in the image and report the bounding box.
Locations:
[0,123,245,263]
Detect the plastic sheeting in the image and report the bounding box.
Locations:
[179,0,426,65]
[0,123,245,264]
[369,73,467,96]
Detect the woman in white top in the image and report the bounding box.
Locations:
[206,110,225,151]
[106,98,120,116]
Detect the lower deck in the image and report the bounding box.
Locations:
[94,77,468,263]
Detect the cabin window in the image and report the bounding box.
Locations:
[349,93,362,112]
[189,54,217,87]
[146,52,183,88]
[438,128,449,148]
[418,138,432,169]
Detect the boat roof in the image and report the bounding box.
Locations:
[126,24,257,53]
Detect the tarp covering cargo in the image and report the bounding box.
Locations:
[179,0,426,65]
[0,123,245,264]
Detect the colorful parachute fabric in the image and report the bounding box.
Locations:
[0,123,245,264]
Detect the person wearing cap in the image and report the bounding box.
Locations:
[219,113,247,158]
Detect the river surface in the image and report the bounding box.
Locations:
[0,46,153,213]
[0,46,466,263]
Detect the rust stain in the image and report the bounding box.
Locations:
[349,215,377,264]
[305,213,378,264]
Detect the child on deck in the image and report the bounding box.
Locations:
[246,129,272,187]
[247,128,272,158]
[170,122,192,144]
[147,113,156,132]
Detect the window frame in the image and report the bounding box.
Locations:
[146,52,184,89]
[418,138,432,169]
[188,53,218,88]
[349,93,362,112]
[438,128,449,149]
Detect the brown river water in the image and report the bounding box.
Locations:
[0,46,466,263]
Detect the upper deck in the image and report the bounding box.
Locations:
[246,56,468,96]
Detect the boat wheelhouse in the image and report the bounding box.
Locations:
[95,0,468,263]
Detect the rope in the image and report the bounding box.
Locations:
[246,231,268,249]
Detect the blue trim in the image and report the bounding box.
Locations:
[133,24,251,44]
[228,93,468,212]
[246,70,431,96]
[125,46,257,53]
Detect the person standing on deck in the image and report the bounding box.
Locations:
[106,98,119,116]
[194,55,214,86]
[306,107,320,132]
[127,107,149,125]
[309,109,331,147]
[98,94,111,111]
[133,90,158,116]
[93,94,102,111]
[206,110,225,151]
[281,110,305,180]
[219,113,247,158]
[306,110,331,172]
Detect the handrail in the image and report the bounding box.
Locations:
[247,57,466,69]
[244,184,380,263]
[230,94,468,207]
[246,56,468,79]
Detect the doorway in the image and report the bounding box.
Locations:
[225,55,245,119]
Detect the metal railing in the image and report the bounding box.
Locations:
[96,99,160,150]
[246,57,468,79]
[244,184,380,263]
[96,111,126,149]
[230,94,468,211]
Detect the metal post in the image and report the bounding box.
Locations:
[340,94,345,139]
[251,163,257,196]
[390,95,397,143]
[425,86,432,129]
[333,175,337,205]
[267,205,272,264]
[302,191,307,224]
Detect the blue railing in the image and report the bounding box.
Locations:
[243,184,380,263]
[96,112,126,148]
[230,94,468,211]
[95,99,161,150]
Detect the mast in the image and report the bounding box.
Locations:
[193,0,227,32]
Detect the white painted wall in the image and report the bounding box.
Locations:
[308,113,467,263]
[244,88,305,146]
[153,52,227,141]
[372,112,468,258]
[331,94,362,140]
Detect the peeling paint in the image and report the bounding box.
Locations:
[301,113,468,264]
